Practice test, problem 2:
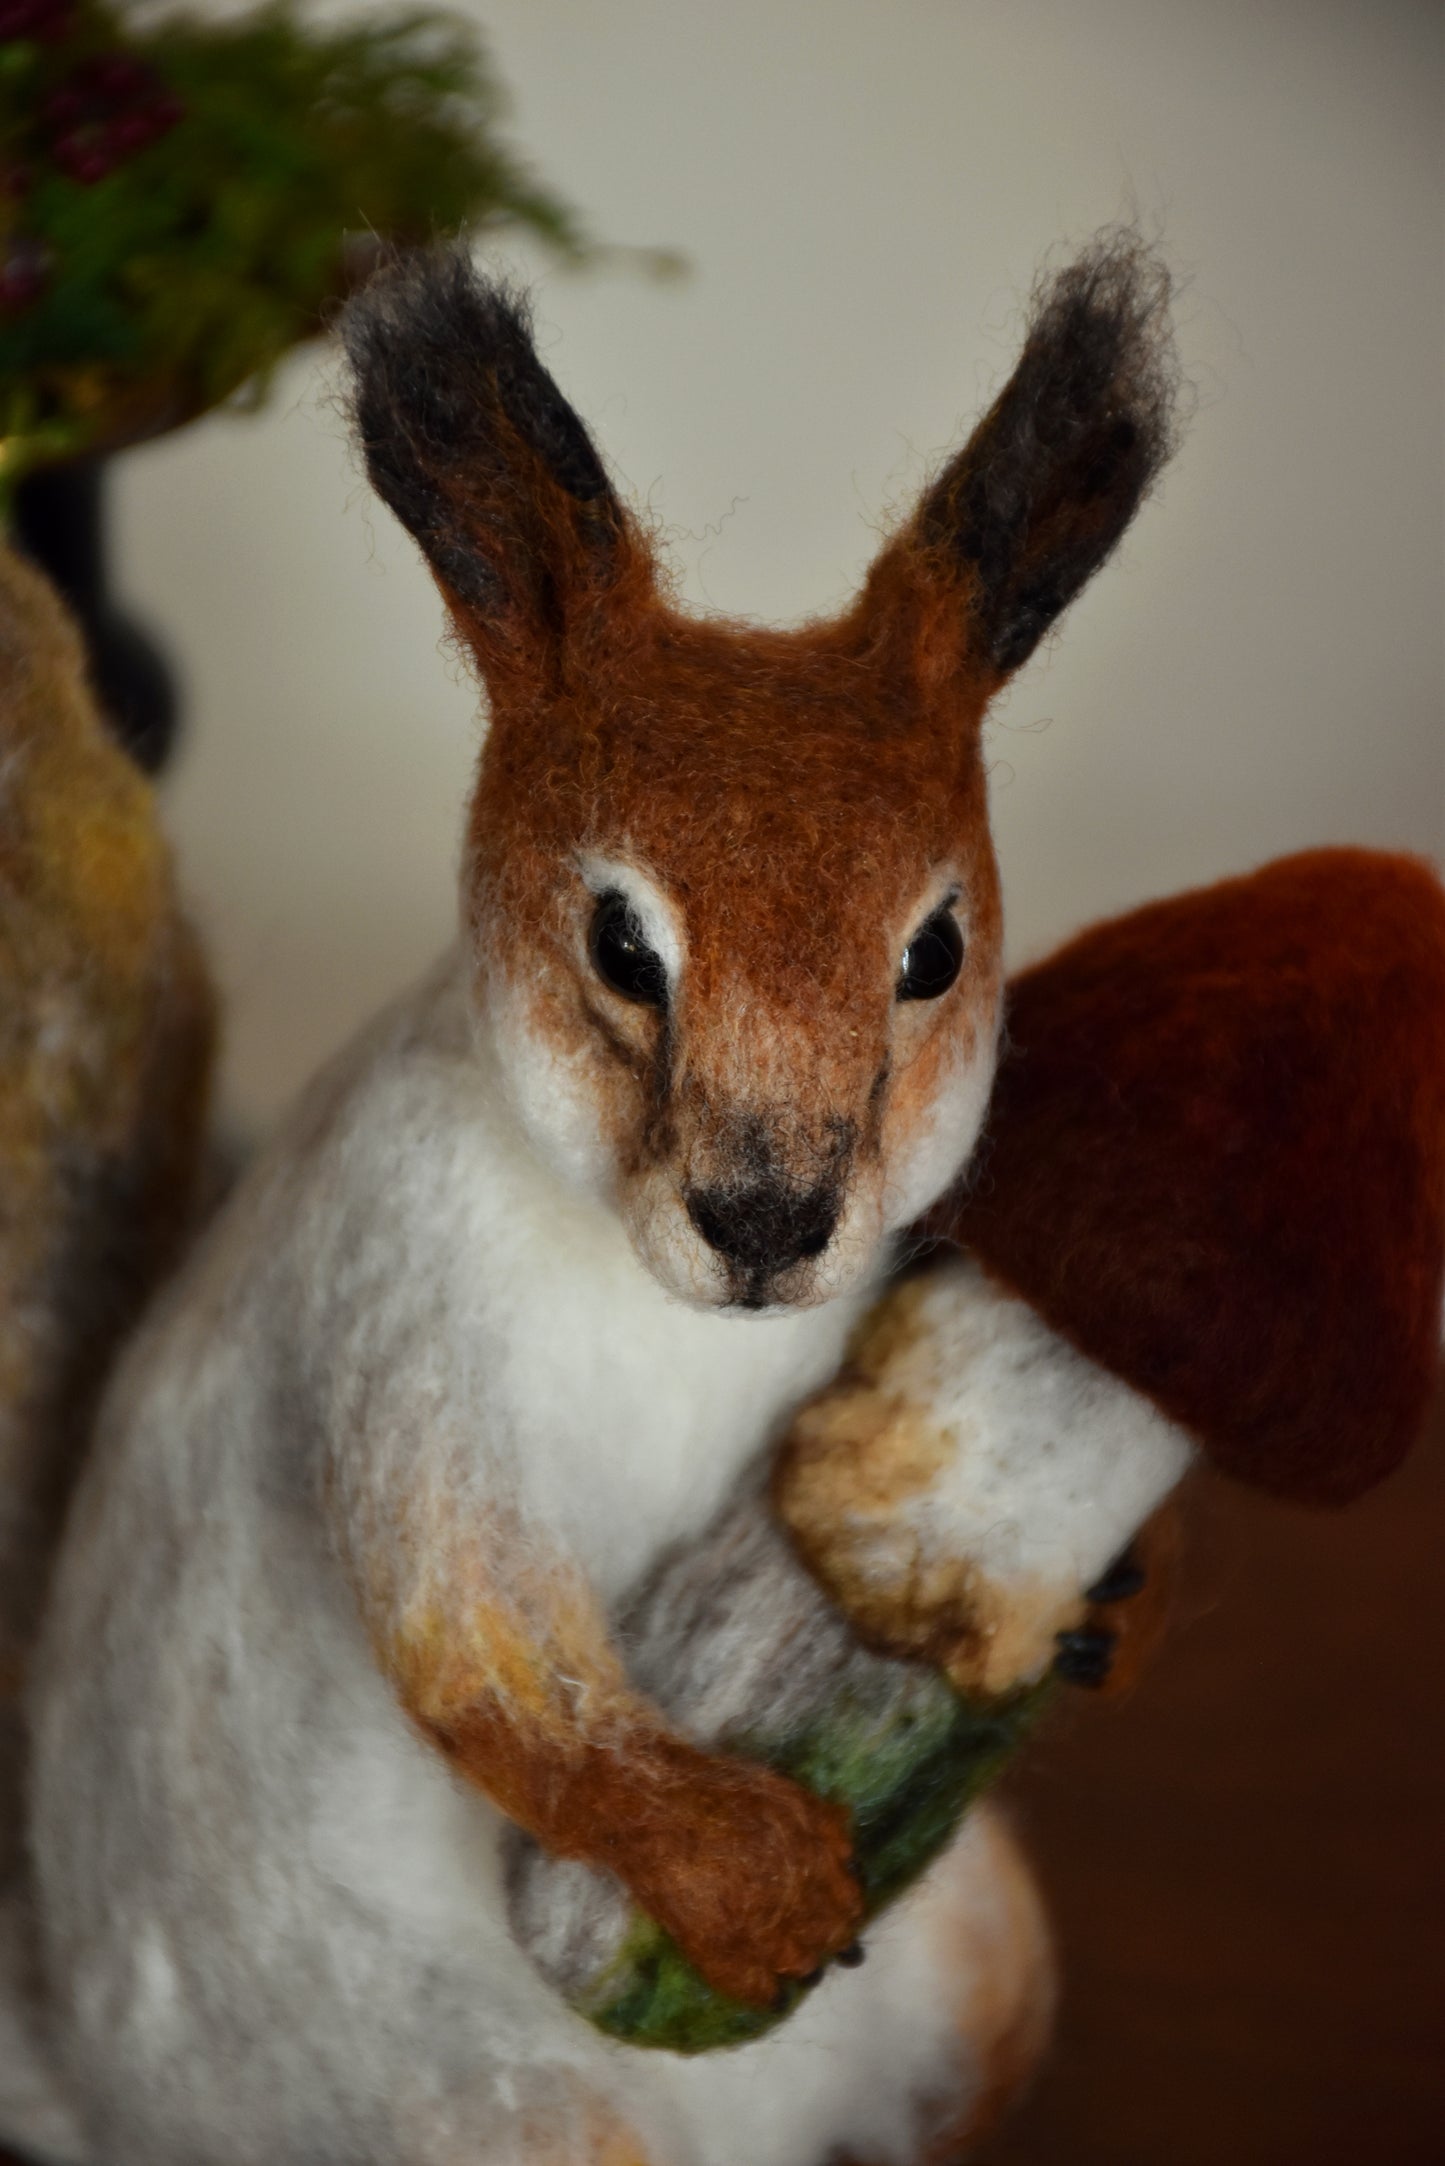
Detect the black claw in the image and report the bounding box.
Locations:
[835,1940,866,1968]
[1054,1625,1116,1687]
[772,1983,793,2013]
[799,1966,825,1988]
[1086,1549,1146,1605]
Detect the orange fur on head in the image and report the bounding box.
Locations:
[345,238,1176,1311]
[468,613,1004,1307]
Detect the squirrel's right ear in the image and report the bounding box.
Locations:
[862,233,1180,694]
[343,250,654,689]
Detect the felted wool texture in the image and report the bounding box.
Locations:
[500,1480,1027,2048]
[506,1258,1194,2043]
[342,235,1178,1320]
[20,943,1018,2166]
[942,849,1445,1505]
[916,235,1179,677]
[504,1492,848,2001]
[317,1170,866,2020]
[10,237,1182,2163]
[774,1256,1193,1697]
[506,1485,947,2017]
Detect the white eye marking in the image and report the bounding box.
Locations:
[576,853,686,989]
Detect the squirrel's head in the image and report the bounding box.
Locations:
[346,240,1176,1312]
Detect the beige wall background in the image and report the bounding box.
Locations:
[114,0,1444,1129]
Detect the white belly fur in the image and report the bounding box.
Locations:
[11,953,1035,2166]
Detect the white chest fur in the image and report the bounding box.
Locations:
[479,1210,869,1604]
[286,953,876,1609]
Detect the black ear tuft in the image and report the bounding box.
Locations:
[923,233,1180,676]
[342,248,623,638]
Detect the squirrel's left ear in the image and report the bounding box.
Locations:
[869,233,1180,687]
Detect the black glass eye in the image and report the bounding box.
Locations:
[897,908,964,1001]
[589,891,667,1007]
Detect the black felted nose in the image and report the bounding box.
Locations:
[685,1182,839,1276]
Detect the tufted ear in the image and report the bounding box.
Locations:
[872,234,1179,687]
[343,249,656,691]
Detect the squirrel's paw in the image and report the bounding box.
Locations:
[775,1256,1193,1699]
[610,1756,863,2007]
[509,1750,863,2013]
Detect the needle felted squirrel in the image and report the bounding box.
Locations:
[3,235,1443,2166]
